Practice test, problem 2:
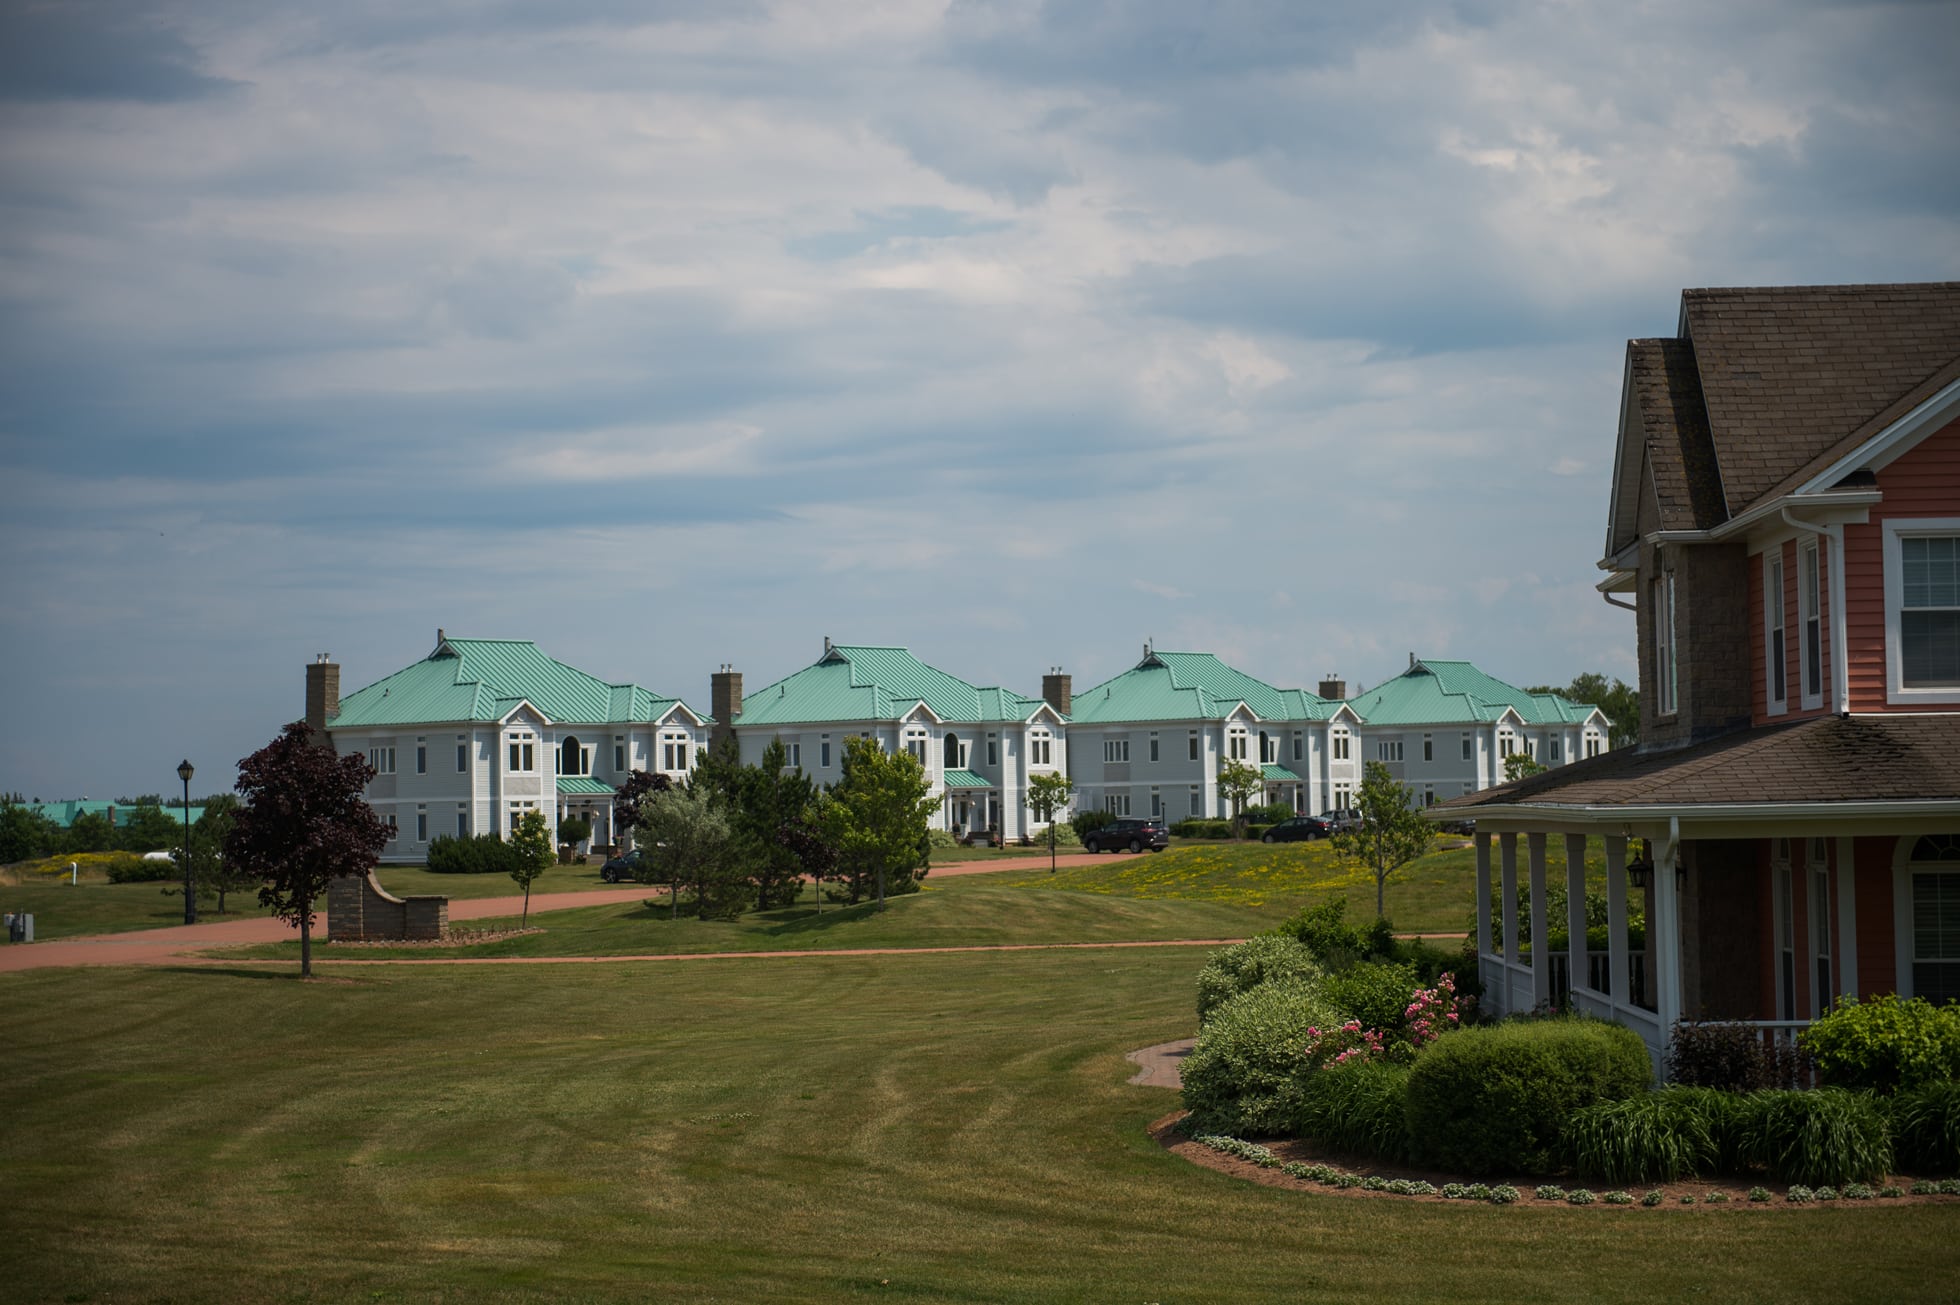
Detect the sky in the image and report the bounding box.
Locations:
[3,0,1959,802]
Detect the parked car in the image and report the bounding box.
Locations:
[599,849,646,883]
[1318,808,1361,835]
[1261,815,1333,843]
[1082,817,1170,854]
[1437,816,1476,836]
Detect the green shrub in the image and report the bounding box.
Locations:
[1072,808,1117,838]
[1194,936,1323,1026]
[1665,1020,1812,1091]
[1799,994,1960,1093]
[1742,1088,1892,1187]
[1243,802,1296,826]
[1169,818,1235,839]
[104,853,175,883]
[1179,979,1348,1136]
[923,829,959,849]
[1036,820,1079,848]
[426,833,525,875]
[1404,1017,1652,1175]
[1891,1079,1960,1176]
[1292,1061,1413,1163]
[1564,1090,1714,1184]
[1274,899,1397,968]
[1658,1085,1756,1175]
[1321,962,1420,1040]
[556,815,593,845]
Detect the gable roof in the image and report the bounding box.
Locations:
[328,637,702,730]
[1345,659,1600,728]
[1069,649,1335,724]
[1607,283,1960,557]
[731,644,1049,728]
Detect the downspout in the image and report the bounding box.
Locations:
[1780,509,1851,714]
[1602,592,1637,613]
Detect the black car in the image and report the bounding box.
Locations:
[599,849,646,883]
[1082,817,1170,854]
[1261,814,1333,843]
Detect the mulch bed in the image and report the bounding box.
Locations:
[1149,1111,1956,1209]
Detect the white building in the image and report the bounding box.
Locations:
[310,632,710,862]
[713,640,1068,843]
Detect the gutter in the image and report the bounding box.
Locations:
[1427,798,1960,826]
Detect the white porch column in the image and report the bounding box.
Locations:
[1566,833,1589,996]
[1836,834,1859,1002]
[1500,833,1519,962]
[1475,832,1493,957]
[1528,832,1551,1009]
[1605,835,1629,1006]
[1655,820,1683,1033]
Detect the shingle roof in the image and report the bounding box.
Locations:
[329,638,701,729]
[1628,337,1725,532]
[1443,715,1960,810]
[1682,283,1960,518]
[1345,660,1600,728]
[1068,650,1335,724]
[731,645,1048,727]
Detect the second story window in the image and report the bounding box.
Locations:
[1901,535,1960,688]
[1801,541,1824,707]
[559,736,590,777]
[905,730,929,764]
[662,734,690,772]
[1376,739,1402,762]
[1103,738,1130,763]
[1652,571,1678,716]
[1332,728,1350,761]
[368,746,396,774]
[1766,552,1788,713]
[786,742,801,768]
[1498,732,1515,758]
[505,733,535,772]
[1030,729,1053,766]
[1227,728,1248,760]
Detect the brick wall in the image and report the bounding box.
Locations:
[328,872,448,942]
[1640,540,1753,748]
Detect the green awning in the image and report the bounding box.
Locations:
[942,769,994,789]
[557,776,616,795]
[1260,764,1304,782]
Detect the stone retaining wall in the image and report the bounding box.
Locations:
[328,872,448,942]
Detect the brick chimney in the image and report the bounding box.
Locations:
[1317,675,1346,701]
[305,653,340,740]
[1042,668,1072,715]
[711,665,743,749]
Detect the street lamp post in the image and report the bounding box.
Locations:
[177,759,196,925]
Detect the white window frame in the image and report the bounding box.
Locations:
[1226,728,1248,761]
[1149,732,1159,762]
[1460,733,1472,761]
[1800,539,1824,710]
[416,807,428,843]
[1188,732,1199,761]
[1895,834,1960,1002]
[456,738,468,772]
[506,733,535,773]
[1884,517,1960,704]
[988,735,998,767]
[1653,570,1678,716]
[415,740,427,774]
[1765,550,1788,715]
[786,742,801,768]
[369,746,396,775]
[1331,728,1349,761]
[1105,793,1131,816]
[822,735,833,768]
[1103,738,1130,763]
[1030,730,1053,767]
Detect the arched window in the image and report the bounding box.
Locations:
[1258,731,1271,763]
[560,736,587,776]
[944,733,961,769]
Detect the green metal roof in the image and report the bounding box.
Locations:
[942,769,993,789]
[29,800,202,829]
[1068,650,1334,724]
[733,645,1050,728]
[1344,659,1601,728]
[556,777,617,795]
[1260,764,1304,782]
[328,637,705,730]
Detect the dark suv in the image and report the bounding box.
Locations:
[599,849,646,883]
[1082,817,1170,854]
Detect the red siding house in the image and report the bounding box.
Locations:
[1443,283,1960,1067]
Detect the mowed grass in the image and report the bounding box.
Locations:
[219,871,1287,961]
[2,955,1950,1304]
[0,878,274,939]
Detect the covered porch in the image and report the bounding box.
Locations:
[556,776,619,854]
[1261,763,1306,813]
[941,768,1000,841]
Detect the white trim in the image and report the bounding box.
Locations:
[1883,516,1960,704]
[1800,376,1960,493]
[1764,548,1788,716]
[1835,835,1858,1003]
[1799,539,1824,711]
[1894,836,1915,997]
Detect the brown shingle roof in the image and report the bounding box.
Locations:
[1684,283,1960,517]
[1443,715,1960,811]
[1629,337,1725,531]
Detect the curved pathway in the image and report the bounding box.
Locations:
[0,849,1149,974]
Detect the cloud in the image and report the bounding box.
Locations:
[0,4,241,103]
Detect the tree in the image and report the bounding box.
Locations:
[556,814,593,848]
[1528,673,1640,750]
[1216,760,1264,839]
[0,801,58,864]
[732,740,824,909]
[225,721,389,977]
[1330,760,1436,918]
[117,802,186,854]
[823,736,941,909]
[508,809,554,927]
[636,785,745,919]
[65,810,114,854]
[1027,771,1074,874]
[1503,751,1549,783]
[612,769,672,847]
[188,794,252,914]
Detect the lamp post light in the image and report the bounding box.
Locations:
[177,759,196,926]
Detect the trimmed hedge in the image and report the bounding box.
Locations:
[1195,936,1323,1026]
[1169,818,1235,839]
[426,833,527,875]
[1799,994,1960,1094]
[1180,979,1348,1136]
[1404,1018,1652,1175]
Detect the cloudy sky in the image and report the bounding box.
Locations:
[3,0,1958,800]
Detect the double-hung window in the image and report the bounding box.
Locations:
[1652,570,1677,716]
[1907,835,1960,1003]
[369,746,396,774]
[1765,551,1788,713]
[1800,541,1824,708]
[506,734,535,772]
[1103,738,1129,763]
[1893,527,1960,696]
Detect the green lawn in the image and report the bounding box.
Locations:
[1,954,1946,1303]
[219,871,1289,961]
[0,879,274,939]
